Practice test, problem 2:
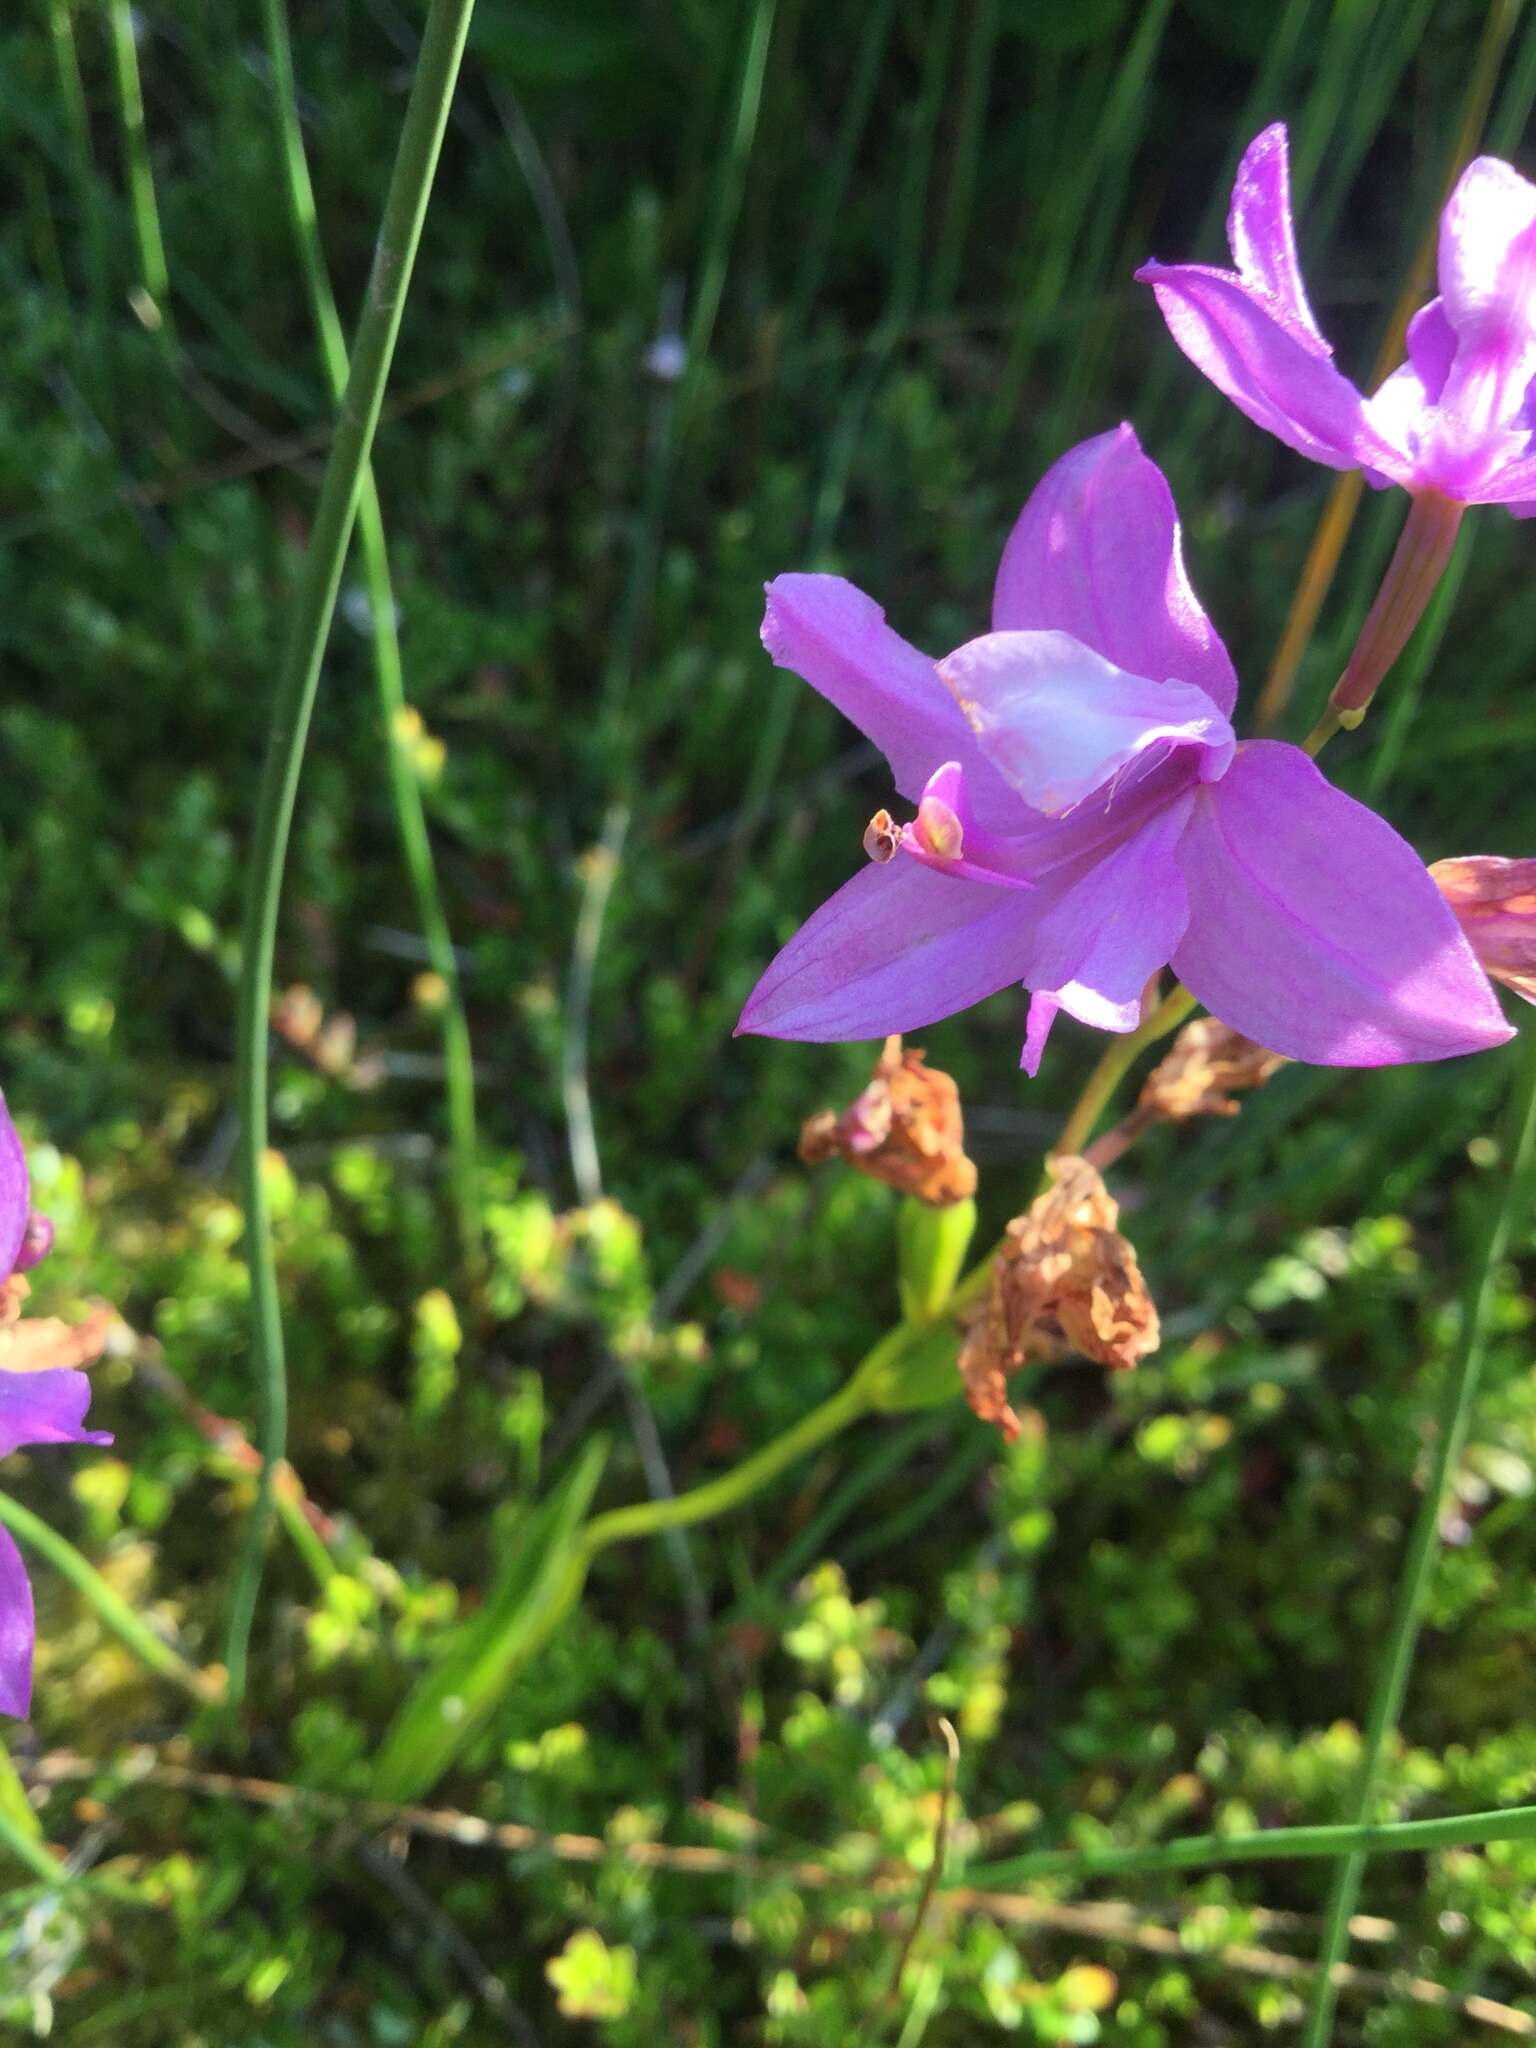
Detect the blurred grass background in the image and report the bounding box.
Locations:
[5,0,1536,2039]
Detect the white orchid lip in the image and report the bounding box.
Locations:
[937,629,1235,817]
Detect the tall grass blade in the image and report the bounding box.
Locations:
[260,0,482,1267]
[1301,1022,1536,2045]
[224,0,480,1706]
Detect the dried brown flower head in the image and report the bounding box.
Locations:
[1430,856,1536,1004]
[799,1036,977,1207]
[958,1155,1158,1441]
[1135,1017,1287,1124]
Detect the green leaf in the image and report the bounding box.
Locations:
[370,1436,609,1803]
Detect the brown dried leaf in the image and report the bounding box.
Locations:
[1136,1017,1286,1125]
[798,1037,977,1208]
[959,1156,1158,1441]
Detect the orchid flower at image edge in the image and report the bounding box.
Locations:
[736,424,1511,1075]
[1135,121,1536,514]
[0,1095,111,1719]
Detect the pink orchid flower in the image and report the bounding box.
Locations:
[1137,123,1536,514]
[0,1094,110,1719]
[736,426,1511,1074]
[1432,856,1536,1003]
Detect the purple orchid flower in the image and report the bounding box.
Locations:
[0,1095,110,1719]
[1137,123,1536,513]
[1137,128,1536,719]
[736,425,1512,1074]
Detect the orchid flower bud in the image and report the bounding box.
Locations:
[1430,857,1536,1004]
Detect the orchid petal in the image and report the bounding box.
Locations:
[1021,993,1060,1076]
[1405,298,1458,401]
[1364,302,1459,467]
[0,1527,32,1720]
[1018,797,1194,1075]
[0,1368,110,1459]
[1172,743,1513,1065]
[1438,156,1536,352]
[1136,260,1393,475]
[1226,123,1328,351]
[939,630,1232,817]
[761,574,1017,829]
[0,1098,27,1281]
[737,856,1049,1042]
[991,424,1239,716]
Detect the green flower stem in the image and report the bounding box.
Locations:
[1051,984,1198,1162]
[0,1489,218,1705]
[580,1340,892,1558]
[955,1795,1536,1892]
[225,0,478,1706]
[106,0,174,344]
[260,0,482,1268]
[1301,1021,1536,2046]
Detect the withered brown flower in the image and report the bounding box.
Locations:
[1135,1017,1286,1124]
[958,1156,1158,1441]
[799,1036,977,1208]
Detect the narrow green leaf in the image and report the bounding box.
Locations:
[370,1436,609,1802]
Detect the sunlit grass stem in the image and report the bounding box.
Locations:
[260,0,482,1268]
[225,0,479,1707]
[106,0,174,344]
[1300,1021,1536,2045]
[48,0,114,419]
[958,1792,1536,1891]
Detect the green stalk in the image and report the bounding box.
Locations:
[1053,986,1197,1160]
[106,0,174,343]
[930,0,998,312]
[260,0,482,1266]
[580,1361,876,1557]
[1301,1022,1536,2046]
[687,0,778,371]
[956,1795,1536,1891]
[784,0,896,341]
[0,1489,217,1704]
[224,0,479,1706]
[49,0,115,421]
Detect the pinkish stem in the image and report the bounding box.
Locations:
[1329,489,1464,723]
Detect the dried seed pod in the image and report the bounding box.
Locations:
[958,1155,1158,1441]
[799,1036,977,1207]
[1136,1017,1287,1124]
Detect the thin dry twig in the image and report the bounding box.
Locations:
[28,1753,1534,2035]
[880,1717,960,2015]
